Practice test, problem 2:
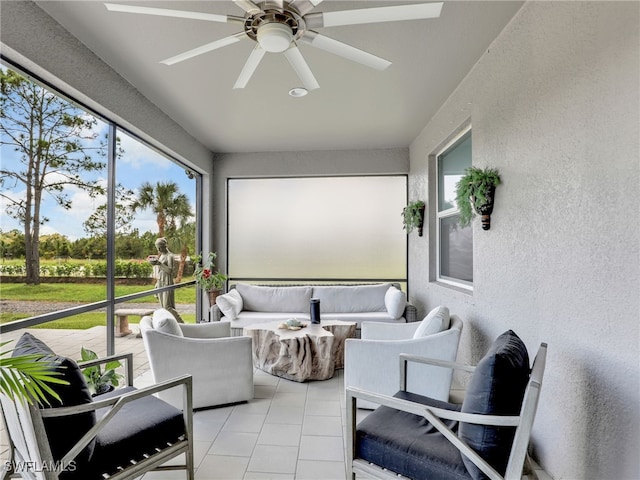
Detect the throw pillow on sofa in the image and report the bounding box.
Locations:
[413,306,450,338]
[216,289,243,319]
[384,286,406,319]
[152,309,183,337]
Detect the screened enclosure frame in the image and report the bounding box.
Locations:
[0,55,204,354]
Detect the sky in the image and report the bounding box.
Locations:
[0,119,197,241]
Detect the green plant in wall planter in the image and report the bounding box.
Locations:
[402,200,426,236]
[455,167,501,230]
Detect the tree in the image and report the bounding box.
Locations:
[0,229,25,259]
[83,185,135,238]
[131,181,193,281]
[131,181,193,238]
[0,69,105,284]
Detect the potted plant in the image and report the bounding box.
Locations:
[455,167,501,230]
[193,252,228,306]
[402,200,426,236]
[78,346,123,396]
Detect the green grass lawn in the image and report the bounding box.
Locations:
[1,282,196,303]
[1,282,198,328]
[2,312,196,329]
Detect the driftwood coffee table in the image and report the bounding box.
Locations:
[243,320,357,382]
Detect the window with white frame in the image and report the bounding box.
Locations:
[436,128,473,289]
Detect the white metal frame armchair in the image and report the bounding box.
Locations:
[346,332,547,480]
[345,315,464,409]
[1,346,194,480]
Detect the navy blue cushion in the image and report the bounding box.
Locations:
[356,391,472,480]
[458,330,530,479]
[13,333,96,474]
[86,386,186,478]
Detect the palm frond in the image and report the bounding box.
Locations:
[0,342,69,406]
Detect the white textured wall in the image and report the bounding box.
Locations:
[409,2,639,478]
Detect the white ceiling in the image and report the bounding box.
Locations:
[36,1,523,153]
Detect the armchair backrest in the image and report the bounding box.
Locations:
[504,341,547,478]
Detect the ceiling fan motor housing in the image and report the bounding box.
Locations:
[244,7,305,53]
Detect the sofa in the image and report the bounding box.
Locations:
[210,282,417,335]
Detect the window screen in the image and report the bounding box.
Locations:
[228,176,407,283]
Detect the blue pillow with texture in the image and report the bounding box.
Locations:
[458,330,530,479]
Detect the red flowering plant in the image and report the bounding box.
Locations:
[193,252,227,291]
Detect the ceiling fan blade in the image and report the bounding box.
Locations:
[289,0,323,16]
[233,0,262,15]
[104,3,242,24]
[305,2,443,28]
[234,45,266,89]
[301,31,391,71]
[283,46,320,91]
[161,32,247,66]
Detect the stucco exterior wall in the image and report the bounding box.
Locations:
[409,2,639,478]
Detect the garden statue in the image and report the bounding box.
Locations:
[150,237,183,323]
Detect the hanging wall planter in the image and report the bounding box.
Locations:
[402,200,426,236]
[455,167,501,230]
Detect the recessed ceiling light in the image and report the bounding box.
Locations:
[288,87,309,98]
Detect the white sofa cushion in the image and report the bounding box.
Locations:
[152,309,183,337]
[236,284,312,313]
[324,312,402,329]
[229,311,309,330]
[384,286,406,319]
[312,283,391,313]
[413,306,450,338]
[216,289,243,319]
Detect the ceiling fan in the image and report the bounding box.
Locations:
[105,1,443,91]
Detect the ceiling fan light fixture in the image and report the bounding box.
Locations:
[257,22,293,53]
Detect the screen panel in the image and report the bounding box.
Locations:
[228,176,407,282]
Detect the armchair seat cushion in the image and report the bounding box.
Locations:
[356,391,471,480]
[89,387,186,478]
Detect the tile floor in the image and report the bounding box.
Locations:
[136,368,357,480]
[0,326,364,480]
